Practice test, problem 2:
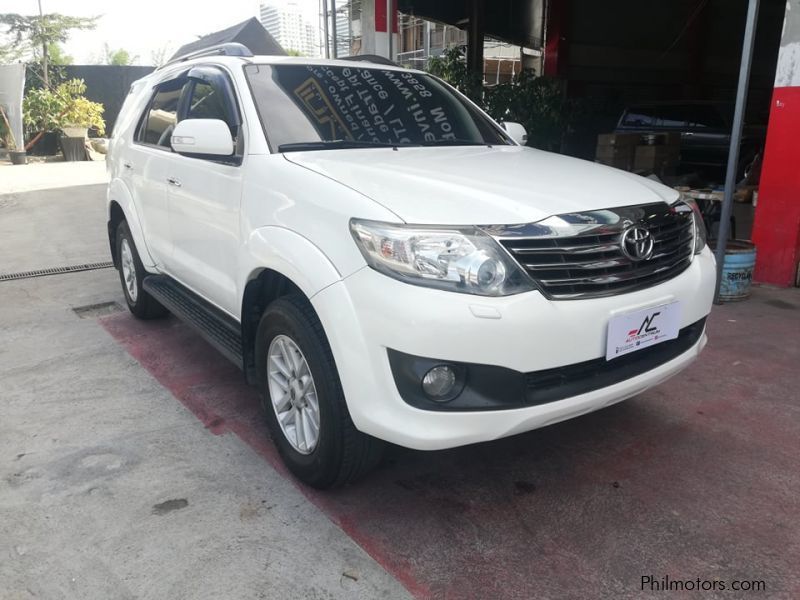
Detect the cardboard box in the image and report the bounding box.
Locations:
[634,145,678,174]
[597,132,640,147]
[595,145,634,170]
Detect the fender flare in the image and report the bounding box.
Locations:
[107,178,157,269]
[241,226,344,300]
[239,227,348,383]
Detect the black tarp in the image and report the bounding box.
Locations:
[63,65,155,136]
[170,18,286,61]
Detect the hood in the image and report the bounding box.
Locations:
[284,145,680,225]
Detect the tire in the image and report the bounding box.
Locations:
[255,295,384,488]
[115,221,168,320]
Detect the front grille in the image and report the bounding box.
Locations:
[496,203,695,299]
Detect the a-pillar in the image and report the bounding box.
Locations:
[751,1,800,286]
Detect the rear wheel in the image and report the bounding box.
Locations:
[115,221,168,319]
[256,295,383,488]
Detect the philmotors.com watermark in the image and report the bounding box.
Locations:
[641,575,766,592]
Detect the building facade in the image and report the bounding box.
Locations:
[259,1,319,57]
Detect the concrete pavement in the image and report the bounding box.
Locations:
[0,183,410,600]
[0,161,108,194]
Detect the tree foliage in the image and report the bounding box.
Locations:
[0,13,97,61]
[426,46,580,151]
[483,71,578,152]
[102,43,138,66]
[47,42,73,65]
[426,46,481,102]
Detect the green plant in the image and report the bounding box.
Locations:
[59,79,105,132]
[23,78,105,141]
[484,70,579,152]
[426,47,581,152]
[426,46,482,102]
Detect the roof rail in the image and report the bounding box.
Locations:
[339,54,400,68]
[159,43,253,70]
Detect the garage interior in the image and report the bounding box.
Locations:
[394,0,798,287]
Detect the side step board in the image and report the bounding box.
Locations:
[142,275,243,369]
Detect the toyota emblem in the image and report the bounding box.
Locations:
[621,225,654,261]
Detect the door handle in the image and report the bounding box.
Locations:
[123,162,133,170]
[166,177,181,187]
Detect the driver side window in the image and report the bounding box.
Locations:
[179,68,243,162]
[186,82,231,125]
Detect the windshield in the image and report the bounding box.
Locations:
[243,63,511,152]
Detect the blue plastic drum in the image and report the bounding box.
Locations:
[717,240,757,301]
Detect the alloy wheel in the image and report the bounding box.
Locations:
[267,335,321,454]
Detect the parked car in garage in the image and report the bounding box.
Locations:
[615,101,764,179]
[107,44,716,488]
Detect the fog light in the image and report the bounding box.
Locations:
[421,365,456,400]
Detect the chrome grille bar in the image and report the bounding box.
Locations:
[487,203,695,300]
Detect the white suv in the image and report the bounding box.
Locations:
[107,45,715,488]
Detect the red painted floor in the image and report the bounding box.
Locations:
[101,286,800,599]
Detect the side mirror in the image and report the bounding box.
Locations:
[502,121,528,146]
[171,119,234,157]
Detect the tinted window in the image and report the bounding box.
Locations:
[138,79,184,147]
[244,64,510,151]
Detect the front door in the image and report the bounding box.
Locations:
[164,66,245,317]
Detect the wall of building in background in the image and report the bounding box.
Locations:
[260,1,320,57]
[396,14,526,84]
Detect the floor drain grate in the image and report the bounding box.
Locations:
[0,261,114,282]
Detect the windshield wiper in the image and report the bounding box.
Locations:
[278,139,405,152]
[418,138,494,147]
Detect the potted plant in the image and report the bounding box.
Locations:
[59,79,105,142]
[22,78,105,161]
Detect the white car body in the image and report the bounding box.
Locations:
[107,53,715,453]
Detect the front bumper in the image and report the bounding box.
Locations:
[311,247,716,450]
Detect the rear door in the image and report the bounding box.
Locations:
[165,65,244,316]
[127,76,188,265]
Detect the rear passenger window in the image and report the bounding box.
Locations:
[137,79,185,148]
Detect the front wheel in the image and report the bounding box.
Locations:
[256,295,384,488]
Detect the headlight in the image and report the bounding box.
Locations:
[349,219,535,296]
[674,196,707,254]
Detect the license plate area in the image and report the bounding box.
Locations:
[606,301,682,361]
